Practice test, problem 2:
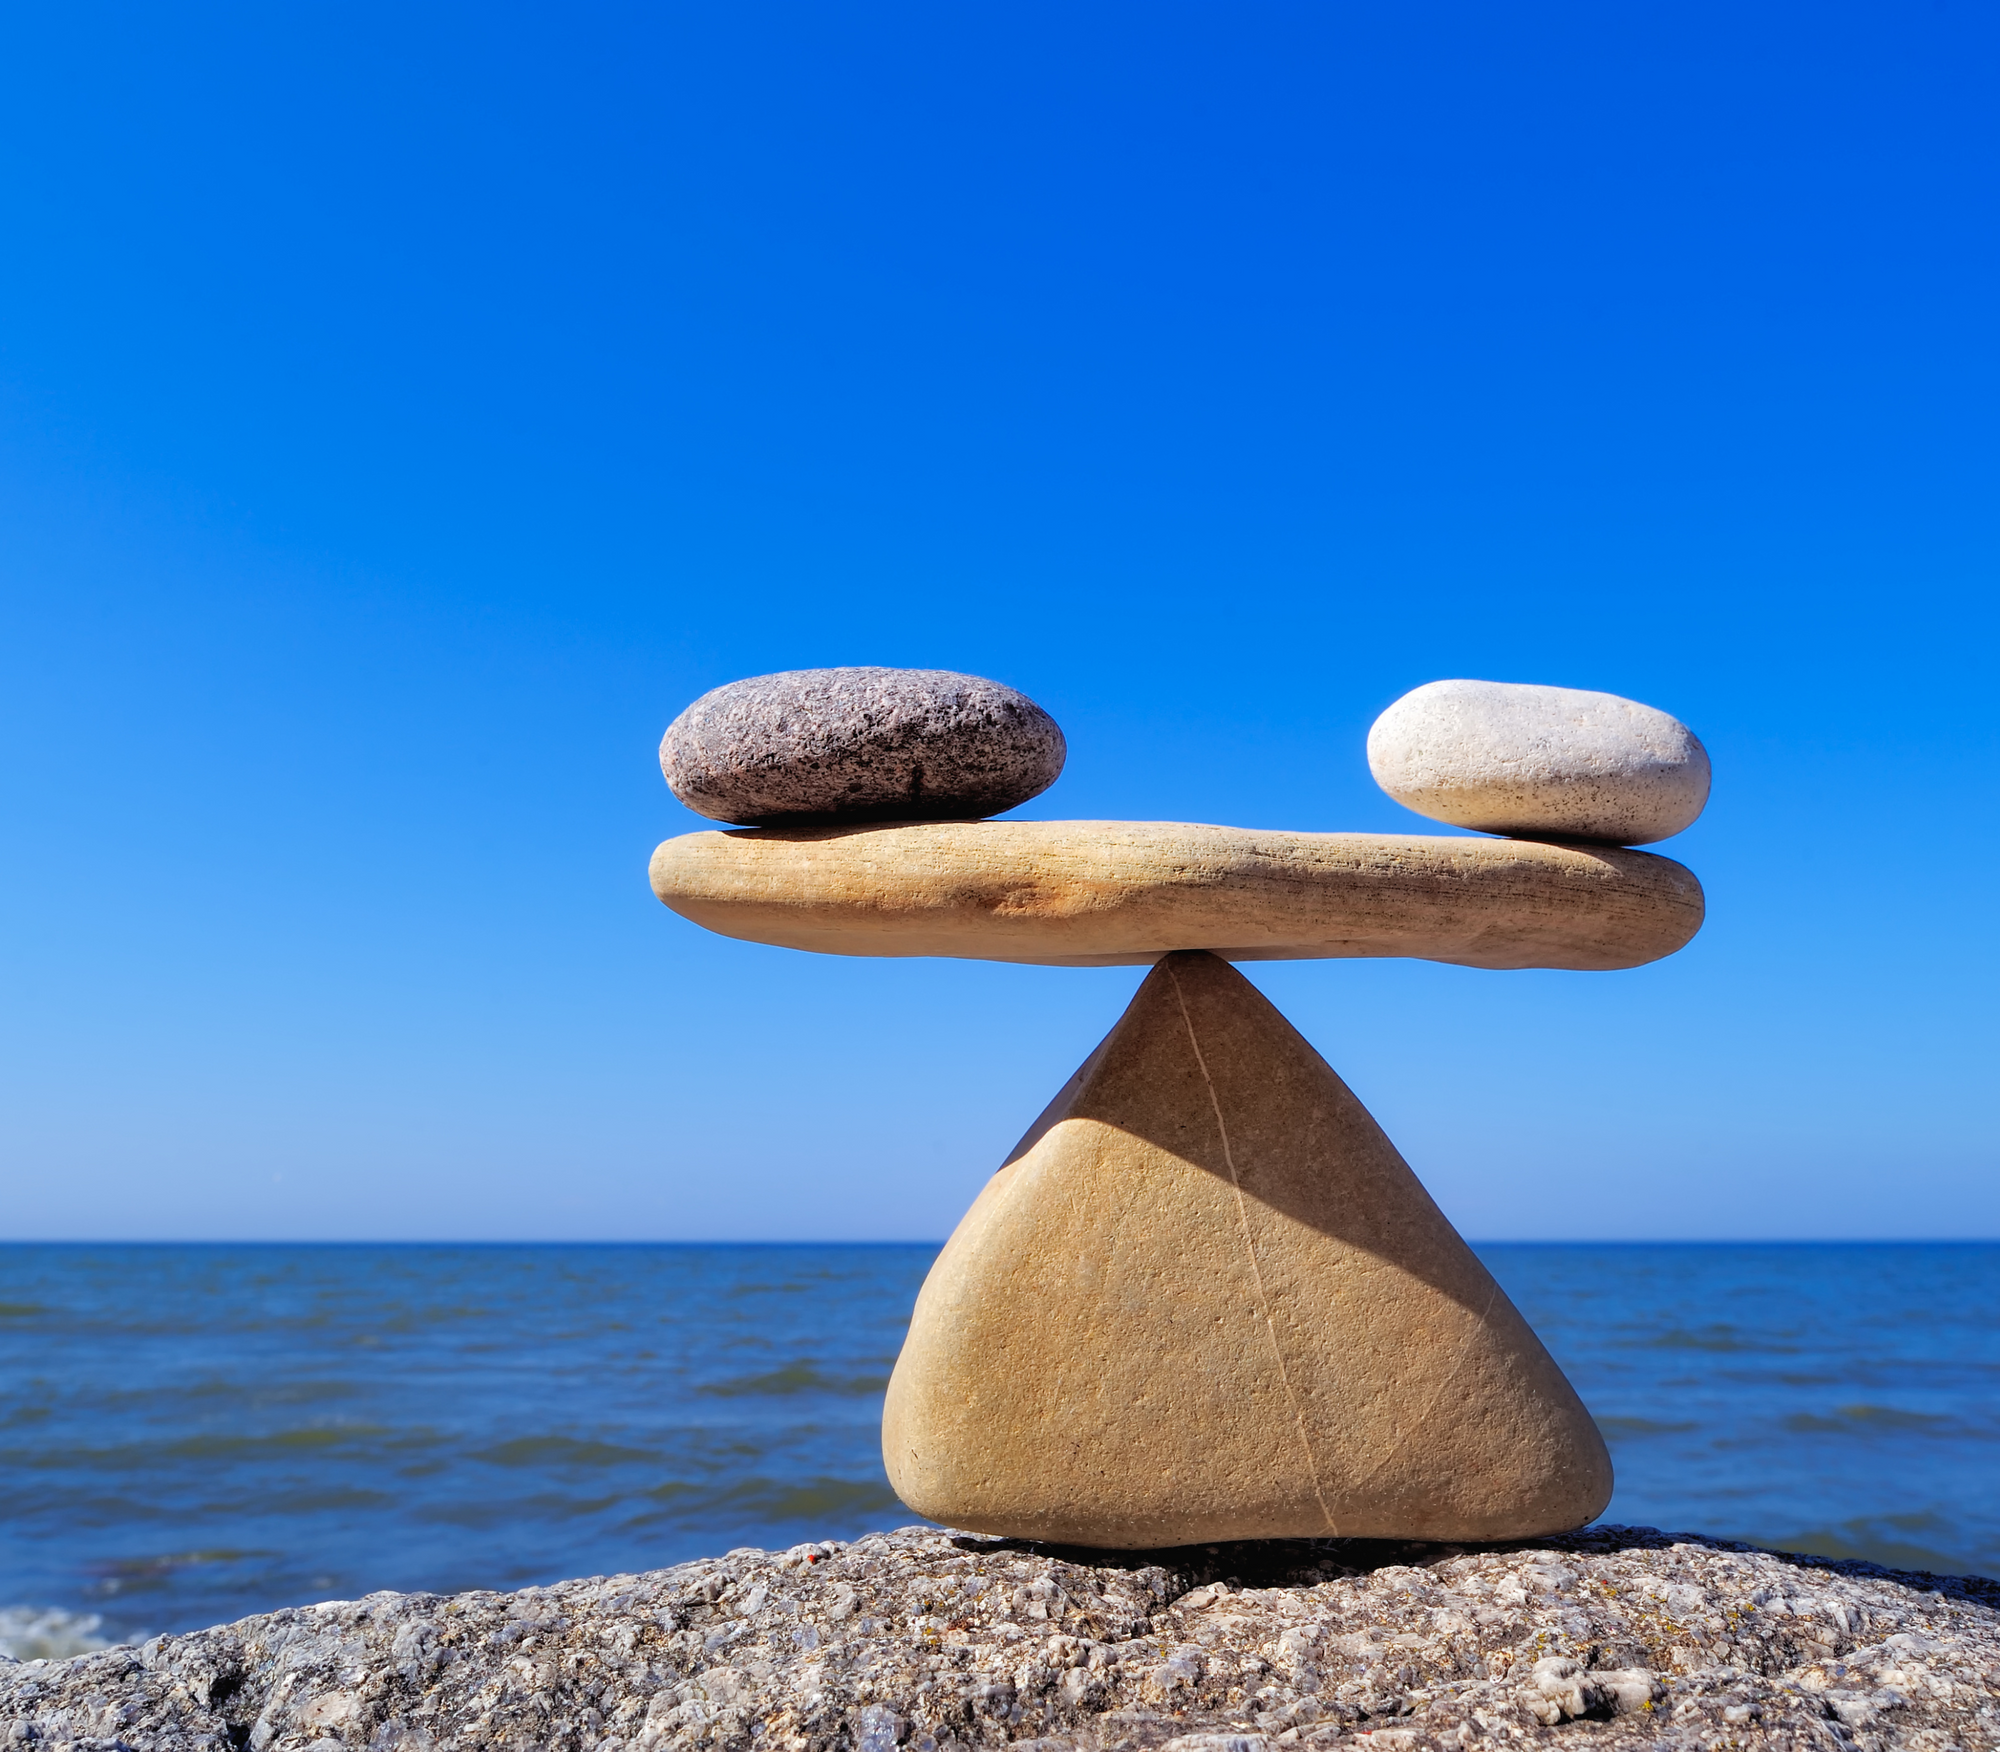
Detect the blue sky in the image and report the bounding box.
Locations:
[2,1,1994,1240]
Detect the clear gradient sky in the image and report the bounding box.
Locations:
[2,2,1995,1241]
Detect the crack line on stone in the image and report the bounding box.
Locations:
[1165,958,1338,1537]
[1348,1271,1500,1498]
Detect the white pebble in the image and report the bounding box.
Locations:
[1367,679,1710,845]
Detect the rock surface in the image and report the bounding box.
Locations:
[660,670,1066,827]
[648,821,1703,971]
[887,952,1609,1548]
[1367,682,1710,847]
[5,1524,1995,1751]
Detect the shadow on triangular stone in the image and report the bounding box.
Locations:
[883,951,1612,1547]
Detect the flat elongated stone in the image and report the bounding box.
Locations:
[1368,679,1711,845]
[659,667,1065,826]
[883,951,1613,1546]
[648,819,1702,970]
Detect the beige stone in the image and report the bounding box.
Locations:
[649,818,1702,971]
[883,951,1612,1547]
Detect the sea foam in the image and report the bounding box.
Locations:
[0,1606,114,1661]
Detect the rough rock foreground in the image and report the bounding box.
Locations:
[5,1526,1996,1752]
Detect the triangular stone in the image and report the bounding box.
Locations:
[883,951,1612,1547]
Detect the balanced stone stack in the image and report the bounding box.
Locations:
[651,669,1712,1548]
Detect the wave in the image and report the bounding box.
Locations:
[1783,1404,1990,1437]
[1595,1416,1699,1438]
[474,1437,661,1468]
[629,1474,902,1526]
[1765,1516,1988,1578]
[0,1607,117,1661]
[1639,1325,1799,1354]
[699,1364,892,1398]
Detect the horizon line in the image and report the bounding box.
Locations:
[3,1235,1996,1248]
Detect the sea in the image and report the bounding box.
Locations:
[1,1242,1994,1657]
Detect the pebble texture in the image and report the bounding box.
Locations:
[1367,682,1711,847]
[660,670,1066,827]
[886,953,1610,1549]
[4,1524,1995,1751]
[648,822,1704,971]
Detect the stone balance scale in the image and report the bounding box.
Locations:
[648,669,1710,1553]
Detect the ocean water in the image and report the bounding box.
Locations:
[0,1241,1993,1651]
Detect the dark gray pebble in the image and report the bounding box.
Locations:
[660,667,1066,826]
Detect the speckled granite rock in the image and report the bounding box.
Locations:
[4,1526,1995,1752]
[660,669,1065,826]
